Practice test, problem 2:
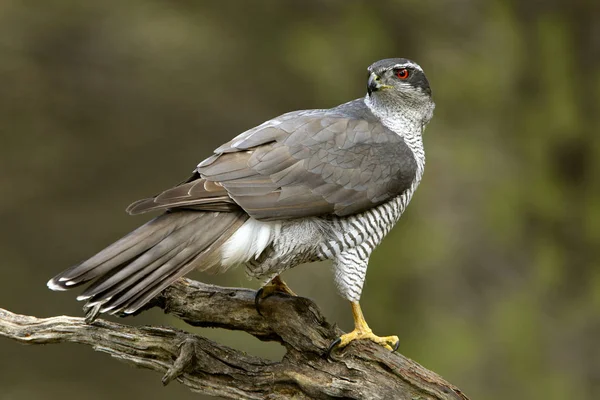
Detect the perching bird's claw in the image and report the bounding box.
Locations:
[325,302,400,358]
[254,276,296,316]
[325,330,400,358]
[324,337,342,359]
[254,287,266,316]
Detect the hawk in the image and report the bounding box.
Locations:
[48,58,435,352]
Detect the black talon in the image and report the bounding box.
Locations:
[392,339,400,352]
[254,287,265,316]
[324,337,342,359]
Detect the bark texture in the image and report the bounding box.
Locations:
[0,278,468,400]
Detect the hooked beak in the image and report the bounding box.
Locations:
[367,72,379,95]
[367,72,392,96]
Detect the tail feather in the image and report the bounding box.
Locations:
[81,244,186,310]
[121,215,246,314]
[78,242,187,301]
[48,210,247,318]
[52,215,182,287]
[97,238,202,312]
[78,215,210,300]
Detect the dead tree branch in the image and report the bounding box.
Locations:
[0,278,468,400]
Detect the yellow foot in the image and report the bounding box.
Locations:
[255,276,296,315]
[336,328,399,351]
[269,275,297,296]
[325,302,399,358]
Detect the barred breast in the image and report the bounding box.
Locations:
[243,134,424,299]
[243,172,421,288]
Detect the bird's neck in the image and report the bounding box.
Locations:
[363,95,428,176]
[364,94,432,130]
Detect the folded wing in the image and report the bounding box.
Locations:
[127,101,418,220]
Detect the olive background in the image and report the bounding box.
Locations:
[0,1,599,399]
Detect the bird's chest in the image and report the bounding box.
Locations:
[319,163,424,260]
[245,152,425,278]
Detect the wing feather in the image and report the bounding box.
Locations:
[127,99,418,220]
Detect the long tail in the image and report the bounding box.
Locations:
[48,210,247,318]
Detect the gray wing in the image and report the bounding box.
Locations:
[127,100,418,220]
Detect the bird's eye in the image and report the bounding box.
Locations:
[395,68,409,80]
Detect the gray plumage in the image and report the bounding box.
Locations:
[48,58,435,317]
[128,100,417,219]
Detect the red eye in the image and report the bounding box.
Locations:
[395,68,409,80]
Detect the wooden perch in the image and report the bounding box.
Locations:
[0,278,468,400]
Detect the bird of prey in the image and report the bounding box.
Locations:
[48,58,435,353]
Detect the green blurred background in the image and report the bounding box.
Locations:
[1,1,599,399]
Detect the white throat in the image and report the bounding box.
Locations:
[363,95,427,176]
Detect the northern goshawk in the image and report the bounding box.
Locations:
[48,58,435,352]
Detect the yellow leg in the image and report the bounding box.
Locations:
[327,302,399,356]
[269,275,296,296]
[254,275,296,315]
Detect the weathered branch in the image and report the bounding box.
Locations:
[0,278,468,400]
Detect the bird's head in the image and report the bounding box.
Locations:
[366,58,434,124]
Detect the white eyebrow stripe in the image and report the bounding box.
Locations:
[389,62,423,72]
